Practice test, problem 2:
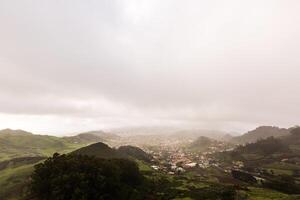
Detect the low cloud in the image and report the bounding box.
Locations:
[0,0,299,134]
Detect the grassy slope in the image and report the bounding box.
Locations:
[2,157,300,200]
[0,142,86,200]
[0,133,88,162]
[0,164,35,200]
[0,131,91,200]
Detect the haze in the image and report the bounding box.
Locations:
[0,0,299,135]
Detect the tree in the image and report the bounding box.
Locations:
[26,153,142,200]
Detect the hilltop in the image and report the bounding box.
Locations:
[72,142,152,162]
[72,142,123,159]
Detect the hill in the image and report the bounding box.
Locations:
[26,154,143,200]
[218,134,299,171]
[71,142,152,162]
[71,142,124,159]
[0,129,96,162]
[62,133,105,144]
[231,126,289,144]
[0,129,122,162]
[77,130,120,140]
[0,129,77,161]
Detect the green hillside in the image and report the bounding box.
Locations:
[0,163,35,200]
[72,142,153,163]
[0,129,86,161]
[0,129,118,162]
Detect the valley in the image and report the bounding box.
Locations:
[1,126,300,199]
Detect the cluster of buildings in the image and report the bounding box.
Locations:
[146,143,228,175]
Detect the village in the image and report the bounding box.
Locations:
[144,141,244,175]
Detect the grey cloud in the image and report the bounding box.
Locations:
[0,0,300,133]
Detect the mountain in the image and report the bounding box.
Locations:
[0,128,32,135]
[71,142,153,162]
[71,142,124,159]
[231,126,290,144]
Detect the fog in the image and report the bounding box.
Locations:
[0,0,299,135]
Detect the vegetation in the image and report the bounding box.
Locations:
[25,153,242,200]
[71,142,124,159]
[0,129,90,161]
[0,163,35,200]
[26,154,143,200]
[1,127,300,199]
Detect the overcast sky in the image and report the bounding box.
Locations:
[0,0,299,135]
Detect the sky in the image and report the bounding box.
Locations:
[0,0,299,135]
